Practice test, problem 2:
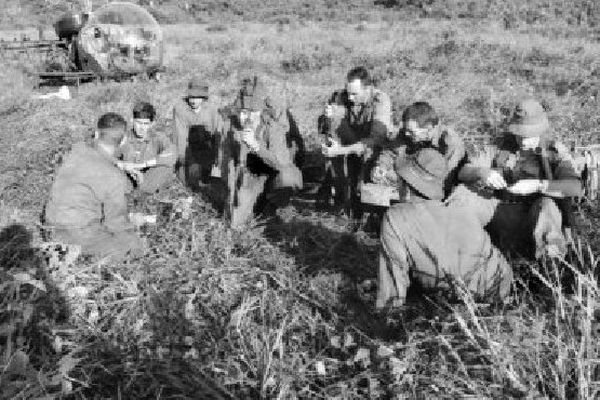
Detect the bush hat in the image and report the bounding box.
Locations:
[187,78,209,99]
[394,148,447,200]
[508,99,550,137]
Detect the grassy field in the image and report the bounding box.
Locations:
[2,4,600,399]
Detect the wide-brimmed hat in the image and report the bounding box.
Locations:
[394,148,447,200]
[507,99,550,137]
[187,78,209,99]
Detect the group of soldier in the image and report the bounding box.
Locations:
[43,65,582,311]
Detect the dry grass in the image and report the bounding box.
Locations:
[2,6,600,399]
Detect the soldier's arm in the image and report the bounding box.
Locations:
[172,101,189,163]
[153,136,177,167]
[457,145,499,184]
[543,146,582,197]
[361,91,393,150]
[442,129,467,173]
[102,176,135,234]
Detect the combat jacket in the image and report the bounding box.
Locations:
[233,109,303,189]
[45,142,132,233]
[173,99,224,164]
[378,185,511,308]
[325,87,392,147]
[117,131,176,167]
[459,138,581,197]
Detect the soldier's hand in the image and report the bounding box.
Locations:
[321,138,342,157]
[242,128,260,152]
[507,179,545,195]
[485,170,507,189]
[126,168,144,184]
[324,104,333,118]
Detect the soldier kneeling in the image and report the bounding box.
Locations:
[224,77,304,228]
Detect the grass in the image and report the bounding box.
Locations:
[2,4,600,399]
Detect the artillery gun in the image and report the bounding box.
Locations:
[1,2,164,86]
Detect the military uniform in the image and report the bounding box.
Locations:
[320,88,392,215]
[117,131,176,193]
[225,109,303,228]
[377,186,512,309]
[173,99,224,189]
[376,149,511,309]
[45,142,144,259]
[372,125,466,196]
[458,138,581,258]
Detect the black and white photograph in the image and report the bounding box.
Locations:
[1,0,600,398]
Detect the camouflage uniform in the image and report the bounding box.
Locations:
[45,142,144,259]
[319,88,392,215]
[117,131,176,193]
[224,109,303,228]
[458,138,582,258]
[173,99,224,189]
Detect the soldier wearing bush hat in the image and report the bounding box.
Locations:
[377,148,511,310]
[173,77,224,189]
[457,98,581,259]
[224,76,304,228]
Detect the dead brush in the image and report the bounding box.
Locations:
[432,237,600,399]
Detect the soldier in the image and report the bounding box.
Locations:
[371,102,467,196]
[45,112,144,259]
[377,148,511,310]
[458,98,582,259]
[319,66,392,216]
[225,76,304,228]
[173,78,224,190]
[116,101,176,194]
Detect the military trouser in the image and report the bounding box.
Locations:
[376,203,512,310]
[487,196,566,259]
[318,154,363,218]
[51,225,145,260]
[138,166,175,194]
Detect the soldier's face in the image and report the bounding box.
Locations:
[519,136,541,150]
[346,79,368,104]
[188,97,204,111]
[404,119,431,142]
[133,118,153,139]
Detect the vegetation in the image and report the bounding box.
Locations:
[2,1,600,398]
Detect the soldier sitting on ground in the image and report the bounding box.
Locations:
[116,101,176,194]
[173,78,224,190]
[371,102,467,196]
[319,66,393,217]
[457,98,582,259]
[224,76,304,228]
[44,112,145,259]
[377,148,512,310]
